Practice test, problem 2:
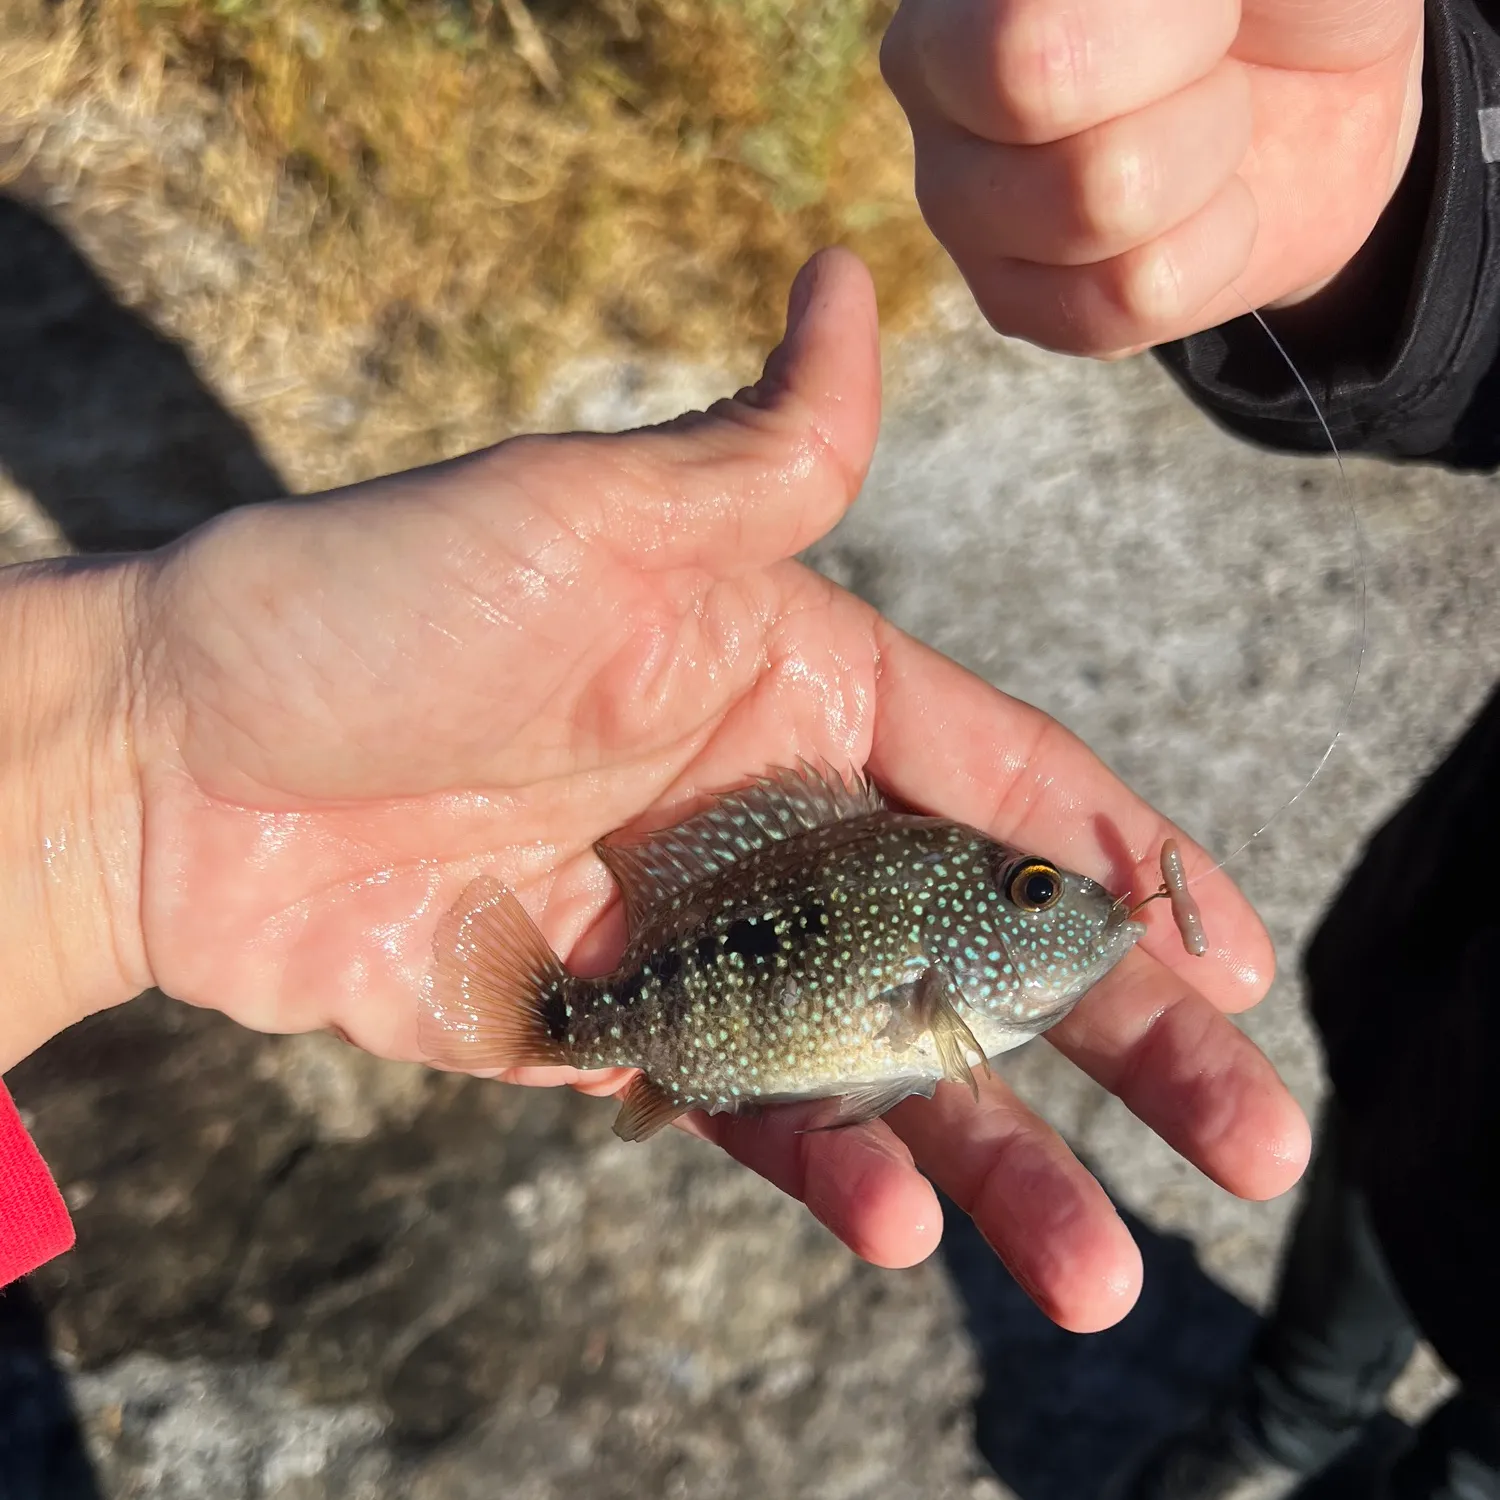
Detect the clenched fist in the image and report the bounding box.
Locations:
[881,0,1424,354]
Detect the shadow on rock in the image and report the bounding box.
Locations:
[13,993,1276,1497]
[0,195,292,1495]
[0,193,283,552]
[0,1283,100,1500]
[8,997,610,1455]
[940,1189,1260,1500]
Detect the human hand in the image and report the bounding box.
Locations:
[0,249,1307,1331]
[880,0,1424,354]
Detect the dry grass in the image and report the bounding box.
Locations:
[0,0,943,489]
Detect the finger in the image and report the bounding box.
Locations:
[888,1077,1142,1332]
[913,63,1251,268]
[1236,0,1421,71]
[505,247,882,577]
[513,1066,639,1096]
[687,1104,945,1269]
[423,1060,640,1095]
[882,0,1237,146]
[959,176,1259,354]
[866,621,1275,1012]
[1047,946,1312,1200]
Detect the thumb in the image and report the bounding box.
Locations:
[523,246,883,575]
[1236,0,1421,70]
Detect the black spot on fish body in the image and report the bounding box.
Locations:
[616,970,647,1009]
[658,973,691,1029]
[755,899,830,969]
[636,946,691,1029]
[695,935,720,970]
[541,989,570,1043]
[724,917,779,960]
[792,900,828,938]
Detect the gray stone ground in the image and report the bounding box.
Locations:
[3,197,1496,1498]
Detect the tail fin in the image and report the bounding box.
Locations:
[420,876,572,1071]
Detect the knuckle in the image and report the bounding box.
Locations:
[972,276,1093,357]
[989,1,1092,141]
[1109,242,1184,331]
[1070,137,1156,250]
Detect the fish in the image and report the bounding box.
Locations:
[419,763,1145,1141]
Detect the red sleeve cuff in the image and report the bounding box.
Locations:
[0,1080,74,1286]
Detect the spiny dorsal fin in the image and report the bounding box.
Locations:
[595,761,885,935]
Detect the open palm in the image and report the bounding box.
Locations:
[128,251,1306,1330]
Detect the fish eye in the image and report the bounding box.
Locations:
[1006,860,1063,912]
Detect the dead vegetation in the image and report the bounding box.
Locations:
[0,0,942,490]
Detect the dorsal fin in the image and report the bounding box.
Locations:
[594,761,885,934]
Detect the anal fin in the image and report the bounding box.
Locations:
[612,1073,688,1142]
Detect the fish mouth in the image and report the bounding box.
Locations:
[1093,901,1147,967]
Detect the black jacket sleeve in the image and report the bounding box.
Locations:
[1155,0,1500,471]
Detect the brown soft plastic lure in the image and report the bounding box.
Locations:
[1159,839,1207,957]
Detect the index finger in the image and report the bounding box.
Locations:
[866,623,1275,1012]
[883,0,1237,145]
[1235,0,1420,71]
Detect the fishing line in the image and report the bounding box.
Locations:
[1184,286,1369,886]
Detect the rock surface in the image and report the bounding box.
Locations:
[3,194,1492,1497]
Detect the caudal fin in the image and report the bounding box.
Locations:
[420,876,572,1071]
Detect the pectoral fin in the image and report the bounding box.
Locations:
[914,967,989,1101]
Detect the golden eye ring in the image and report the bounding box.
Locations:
[1006,859,1063,912]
